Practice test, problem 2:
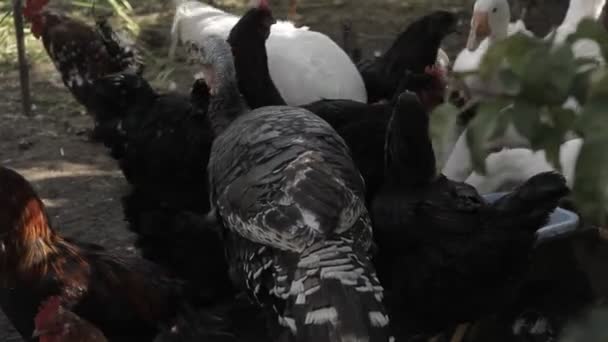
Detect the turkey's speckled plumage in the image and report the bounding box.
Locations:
[193,34,391,341]
[210,107,367,252]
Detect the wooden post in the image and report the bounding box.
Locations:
[12,0,32,116]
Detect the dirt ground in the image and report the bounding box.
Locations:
[0,0,603,340]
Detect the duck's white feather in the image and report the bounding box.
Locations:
[552,0,606,44]
[454,0,606,94]
[443,123,530,182]
[463,138,582,193]
[453,19,532,96]
[447,0,604,183]
[551,0,606,65]
[170,1,367,105]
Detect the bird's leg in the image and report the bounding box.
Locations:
[428,334,444,342]
[449,323,470,342]
[600,226,608,241]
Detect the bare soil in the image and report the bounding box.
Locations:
[2,0,605,341]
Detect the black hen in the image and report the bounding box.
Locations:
[358,11,457,103]
[227,2,450,200]
[88,73,234,303]
[371,91,570,339]
[189,35,392,341]
[153,293,271,342]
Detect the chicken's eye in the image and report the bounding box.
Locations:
[492,7,498,13]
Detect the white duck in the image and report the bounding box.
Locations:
[452,0,533,97]
[444,0,605,183]
[455,0,605,76]
[169,0,367,106]
[464,138,583,193]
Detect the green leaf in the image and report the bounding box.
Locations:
[569,68,593,106]
[105,0,139,35]
[575,102,608,140]
[588,69,608,99]
[498,69,521,95]
[572,135,608,226]
[520,44,576,106]
[429,102,460,171]
[488,106,512,141]
[568,18,608,62]
[551,106,577,140]
[466,99,512,174]
[532,125,562,171]
[524,106,575,170]
[478,33,538,80]
[511,99,540,140]
[575,73,608,137]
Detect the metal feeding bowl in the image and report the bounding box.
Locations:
[482,192,580,245]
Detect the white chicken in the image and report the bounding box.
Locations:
[169,0,367,105]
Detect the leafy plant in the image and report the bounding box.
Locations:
[439,19,608,225]
[70,0,140,35]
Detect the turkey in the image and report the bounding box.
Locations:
[170,0,367,105]
[227,1,457,200]
[371,91,570,339]
[22,0,143,139]
[188,35,392,341]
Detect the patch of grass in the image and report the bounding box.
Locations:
[0,10,48,67]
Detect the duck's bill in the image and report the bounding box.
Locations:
[466,11,490,51]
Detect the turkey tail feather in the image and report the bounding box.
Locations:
[275,238,392,341]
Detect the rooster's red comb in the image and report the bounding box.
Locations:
[34,296,63,328]
[23,0,50,20]
[424,65,447,79]
[249,0,270,10]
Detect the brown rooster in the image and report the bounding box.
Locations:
[22,0,143,139]
[0,166,184,342]
[33,296,108,342]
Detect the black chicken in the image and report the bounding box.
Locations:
[23,0,143,139]
[227,1,455,200]
[188,35,391,341]
[88,74,234,302]
[153,293,271,342]
[371,91,571,339]
[357,11,457,103]
[0,166,184,342]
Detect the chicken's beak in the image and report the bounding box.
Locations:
[201,65,217,96]
[466,11,490,51]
